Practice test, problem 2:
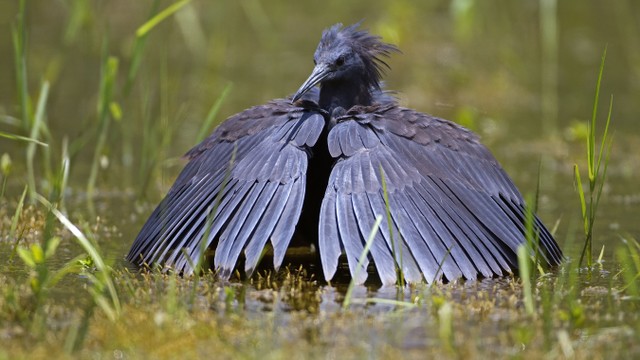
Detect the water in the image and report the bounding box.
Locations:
[1,1,639,357]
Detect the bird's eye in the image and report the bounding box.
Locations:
[313,58,317,65]
[335,56,345,67]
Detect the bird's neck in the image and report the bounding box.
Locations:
[319,80,373,116]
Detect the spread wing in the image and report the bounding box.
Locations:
[127,100,325,278]
[319,106,562,285]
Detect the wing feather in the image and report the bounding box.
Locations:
[318,190,342,281]
[336,192,369,284]
[270,176,306,269]
[243,180,295,275]
[367,190,423,284]
[214,181,271,276]
[320,106,562,284]
[127,102,325,277]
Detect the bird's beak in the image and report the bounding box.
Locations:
[292,63,331,103]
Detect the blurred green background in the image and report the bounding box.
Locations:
[0,0,639,253]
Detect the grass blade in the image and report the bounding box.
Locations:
[430,245,453,286]
[136,0,191,38]
[342,215,383,309]
[12,0,30,130]
[0,131,48,146]
[124,0,161,95]
[575,164,590,267]
[588,45,607,181]
[518,244,535,316]
[10,185,28,242]
[87,54,118,209]
[35,194,121,318]
[379,165,404,287]
[576,46,612,268]
[573,165,588,234]
[595,95,613,178]
[26,81,50,202]
[196,83,233,143]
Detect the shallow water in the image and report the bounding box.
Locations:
[1,1,639,358]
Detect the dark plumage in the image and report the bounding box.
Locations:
[127,23,563,285]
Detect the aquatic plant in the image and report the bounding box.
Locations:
[574,47,613,268]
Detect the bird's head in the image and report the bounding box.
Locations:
[292,23,398,103]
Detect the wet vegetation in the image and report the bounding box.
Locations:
[1,1,639,358]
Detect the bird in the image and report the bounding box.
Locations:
[127,23,563,285]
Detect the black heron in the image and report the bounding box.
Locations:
[127,23,562,285]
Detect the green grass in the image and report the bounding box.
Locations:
[9,185,28,245]
[0,132,48,146]
[380,165,405,287]
[26,81,50,203]
[574,47,613,268]
[136,0,192,38]
[517,244,535,315]
[616,236,640,299]
[1,2,638,359]
[12,0,30,131]
[123,0,161,96]
[3,192,119,344]
[86,54,118,213]
[342,215,382,309]
[196,82,234,143]
[1,242,638,358]
[0,153,9,198]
